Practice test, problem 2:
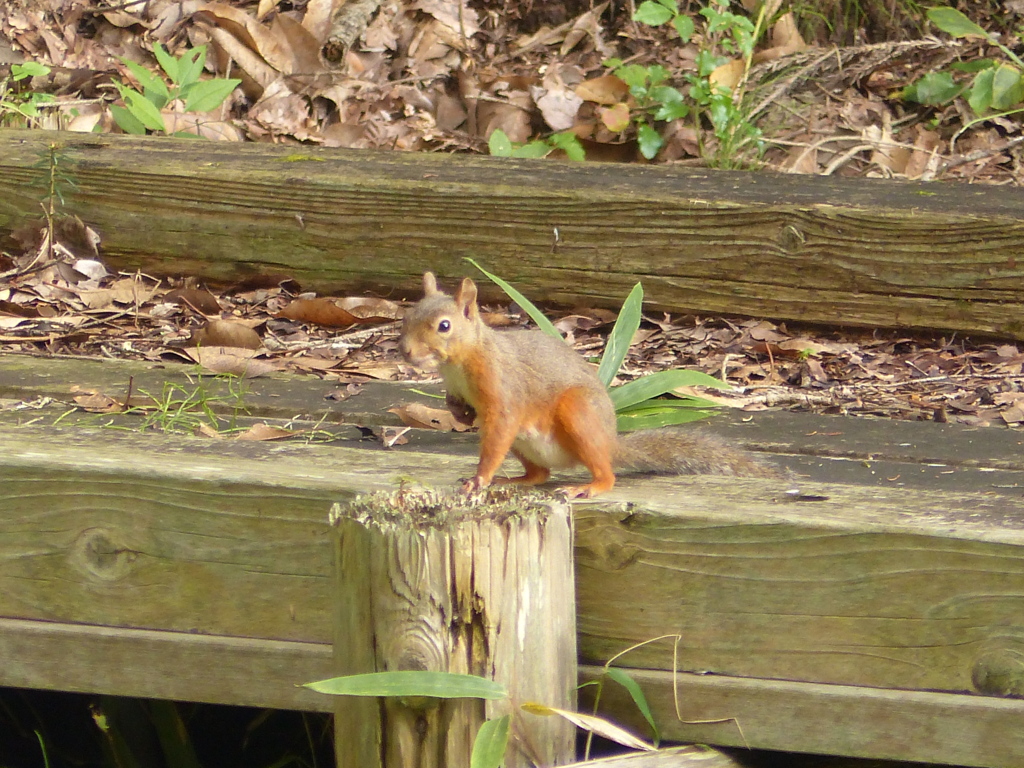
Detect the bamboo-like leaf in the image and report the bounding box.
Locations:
[471,715,510,768]
[464,258,562,339]
[604,668,660,746]
[521,703,656,751]
[304,671,508,699]
[149,700,204,768]
[616,401,717,431]
[597,282,642,387]
[609,369,730,411]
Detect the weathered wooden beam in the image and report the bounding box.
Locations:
[579,665,1024,768]
[0,617,333,711]
[575,477,1024,697]
[331,489,577,768]
[4,412,1024,764]
[2,129,1024,337]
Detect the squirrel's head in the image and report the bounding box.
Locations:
[399,272,481,367]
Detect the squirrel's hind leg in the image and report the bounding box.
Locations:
[491,451,551,486]
[552,388,617,498]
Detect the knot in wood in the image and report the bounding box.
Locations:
[777,224,806,252]
[972,645,1024,698]
[70,527,139,581]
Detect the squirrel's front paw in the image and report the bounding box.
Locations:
[459,475,489,494]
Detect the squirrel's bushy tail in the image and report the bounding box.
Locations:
[616,428,782,478]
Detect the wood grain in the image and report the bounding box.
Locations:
[331,492,577,768]
[3,130,1024,336]
[0,617,333,711]
[4,415,1024,764]
[579,665,1024,768]
[575,477,1024,696]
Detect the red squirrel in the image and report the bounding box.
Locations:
[399,272,778,498]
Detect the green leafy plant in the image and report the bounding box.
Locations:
[0,61,55,126]
[306,669,656,768]
[112,43,241,135]
[466,259,729,431]
[903,7,1024,119]
[610,0,765,166]
[599,60,689,159]
[488,128,586,161]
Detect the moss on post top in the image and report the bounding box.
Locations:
[329,486,567,530]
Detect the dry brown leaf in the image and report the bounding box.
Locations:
[164,287,222,315]
[182,346,278,377]
[709,58,745,90]
[236,422,302,440]
[378,425,411,447]
[520,703,655,752]
[535,85,583,131]
[191,319,263,349]
[600,102,630,133]
[162,110,245,140]
[71,386,124,413]
[575,74,628,105]
[389,402,472,431]
[278,297,361,327]
[197,423,226,438]
[335,296,403,322]
[107,277,158,306]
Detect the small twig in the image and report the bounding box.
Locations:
[941,134,1024,173]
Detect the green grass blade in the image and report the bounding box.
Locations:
[597,282,642,387]
[149,700,203,768]
[471,715,510,768]
[304,671,508,699]
[609,369,729,411]
[604,668,659,747]
[464,258,562,339]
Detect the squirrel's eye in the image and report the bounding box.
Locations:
[437,319,451,333]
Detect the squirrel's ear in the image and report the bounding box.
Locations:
[422,272,439,295]
[455,278,479,320]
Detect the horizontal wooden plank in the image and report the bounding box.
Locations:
[0,617,333,711]
[579,665,1024,768]
[575,475,1024,696]
[2,130,1024,337]
[5,416,1024,703]
[0,421,475,643]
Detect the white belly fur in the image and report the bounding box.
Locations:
[514,427,577,469]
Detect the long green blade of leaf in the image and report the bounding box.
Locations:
[609,369,730,411]
[464,258,562,339]
[304,671,508,699]
[616,402,716,431]
[471,715,510,768]
[604,668,660,747]
[149,700,204,768]
[597,282,642,387]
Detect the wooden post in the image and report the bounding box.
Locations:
[330,487,577,768]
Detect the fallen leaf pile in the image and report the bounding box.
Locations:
[4,224,1024,432]
[0,0,1021,179]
